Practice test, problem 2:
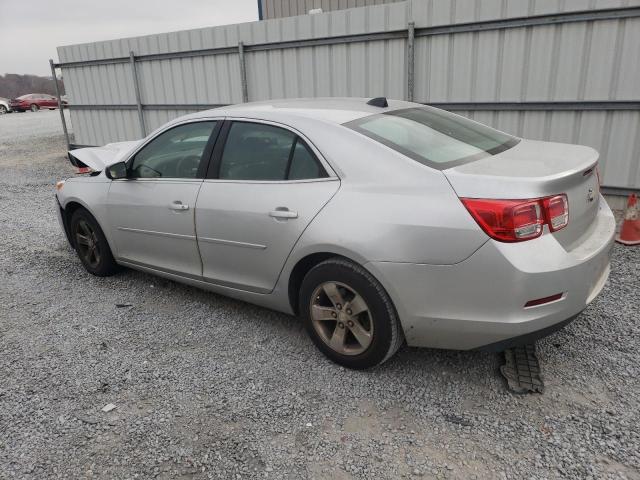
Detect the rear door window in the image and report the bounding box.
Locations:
[288,140,326,180]
[218,122,327,181]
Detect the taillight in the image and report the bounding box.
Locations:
[543,194,569,231]
[461,198,544,242]
[461,194,569,242]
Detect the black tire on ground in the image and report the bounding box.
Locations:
[70,208,119,276]
[300,257,404,369]
[30,104,39,112]
[0,105,7,114]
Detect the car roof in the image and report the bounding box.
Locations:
[185,97,418,125]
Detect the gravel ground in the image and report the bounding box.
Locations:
[1,110,639,479]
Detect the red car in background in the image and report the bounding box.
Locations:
[10,94,63,112]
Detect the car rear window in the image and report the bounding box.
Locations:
[344,107,519,169]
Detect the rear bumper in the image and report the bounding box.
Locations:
[365,196,616,350]
[475,314,578,352]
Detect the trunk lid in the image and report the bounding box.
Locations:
[67,141,140,172]
[444,139,600,249]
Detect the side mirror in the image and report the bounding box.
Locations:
[106,161,127,180]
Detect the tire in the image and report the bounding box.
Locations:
[300,257,404,369]
[70,208,119,276]
[0,105,6,115]
[30,104,39,112]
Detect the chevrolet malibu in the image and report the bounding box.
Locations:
[55,98,615,369]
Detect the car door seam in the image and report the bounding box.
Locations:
[193,180,206,277]
[268,179,343,294]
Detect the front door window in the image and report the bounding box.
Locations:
[129,121,217,179]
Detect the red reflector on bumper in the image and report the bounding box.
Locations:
[524,293,563,308]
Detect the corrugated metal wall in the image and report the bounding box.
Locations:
[57,0,640,191]
[258,0,404,19]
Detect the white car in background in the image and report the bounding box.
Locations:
[0,97,11,114]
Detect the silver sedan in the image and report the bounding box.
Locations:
[55,98,615,369]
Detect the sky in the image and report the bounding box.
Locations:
[0,0,259,76]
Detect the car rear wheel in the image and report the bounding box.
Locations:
[0,105,7,115]
[30,104,39,112]
[300,258,404,369]
[70,209,119,276]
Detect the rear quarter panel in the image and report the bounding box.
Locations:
[285,123,488,266]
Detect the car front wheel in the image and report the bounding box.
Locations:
[30,104,39,112]
[0,105,7,114]
[300,258,404,369]
[70,209,119,276]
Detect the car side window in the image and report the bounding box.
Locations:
[129,121,216,179]
[219,122,327,181]
[288,139,327,180]
[219,122,295,180]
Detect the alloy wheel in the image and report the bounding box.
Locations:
[74,219,101,268]
[310,281,373,356]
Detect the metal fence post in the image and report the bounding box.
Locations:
[129,51,146,137]
[49,59,70,149]
[407,22,415,102]
[238,41,249,103]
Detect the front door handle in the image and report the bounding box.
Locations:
[169,201,189,211]
[269,207,298,219]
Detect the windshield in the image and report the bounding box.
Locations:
[345,107,519,169]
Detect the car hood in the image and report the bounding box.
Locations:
[68,140,141,171]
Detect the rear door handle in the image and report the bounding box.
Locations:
[269,208,298,219]
[169,201,189,211]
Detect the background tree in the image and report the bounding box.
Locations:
[0,74,65,99]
